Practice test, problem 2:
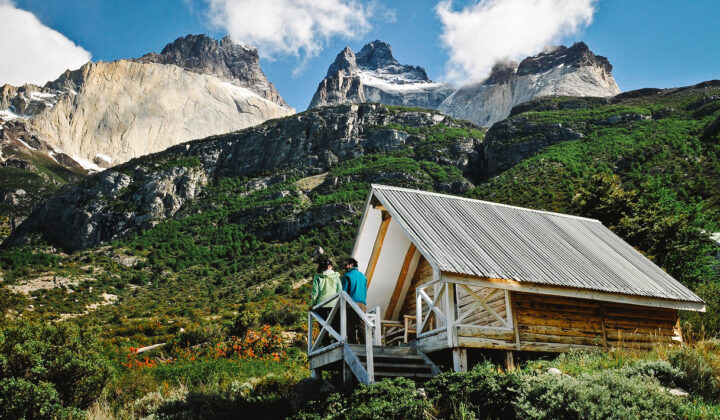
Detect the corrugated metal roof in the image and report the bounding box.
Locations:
[370,184,703,304]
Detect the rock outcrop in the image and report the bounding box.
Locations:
[2,104,483,251]
[137,34,288,107]
[309,40,454,110]
[439,42,621,126]
[0,34,294,169]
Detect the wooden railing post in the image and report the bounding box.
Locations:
[307,312,313,354]
[416,288,422,336]
[365,322,374,383]
[340,294,347,343]
[373,307,381,345]
[445,281,457,347]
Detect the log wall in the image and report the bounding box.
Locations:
[456,291,681,352]
[512,292,681,351]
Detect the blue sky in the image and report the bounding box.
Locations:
[4,0,720,110]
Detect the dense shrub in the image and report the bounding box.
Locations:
[515,370,678,420]
[0,321,111,417]
[0,377,78,419]
[295,378,429,420]
[169,324,225,348]
[261,298,304,327]
[668,346,720,401]
[344,378,429,420]
[424,361,520,419]
[0,286,25,324]
[622,360,685,388]
[230,308,261,337]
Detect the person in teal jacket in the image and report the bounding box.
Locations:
[309,257,341,346]
[342,258,367,309]
[342,257,368,343]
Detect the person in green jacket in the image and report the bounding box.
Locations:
[309,257,342,346]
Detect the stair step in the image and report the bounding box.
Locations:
[371,362,433,370]
[360,354,425,362]
[347,344,418,357]
[375,371,435,379]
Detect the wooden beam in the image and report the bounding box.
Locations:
[385,243,417,320]
[674,318,684,343]
[600,305,608,352]
[504,351,516,371]
[443,273,706,312]
[453,348,468,372]
[414,330,449,353]
[365,211,391,287]
[508,291,521,350]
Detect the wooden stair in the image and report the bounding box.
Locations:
[345,344,441,383]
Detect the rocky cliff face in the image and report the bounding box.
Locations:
[0,34,294,170]
[3,104,484,251]
[439,42,621,126]
[137,34,288,107]
[309,40,454,110]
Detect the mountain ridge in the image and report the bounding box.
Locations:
[439,42,621,126]
[309,40,455,110]
[137,34,289,107]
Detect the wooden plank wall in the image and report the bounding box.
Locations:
[398,257,433,319]
[456,285,508,328]
[512,292,680,352]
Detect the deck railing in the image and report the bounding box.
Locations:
[416,278,514,341]
[308,291,380,382]
[416,279,448,338]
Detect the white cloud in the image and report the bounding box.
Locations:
[436,0,596,83]
[0,0,91,86]
[204,0,374,65]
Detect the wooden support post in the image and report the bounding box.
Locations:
[385,244,417,320]
[340,295,347,344]
[342,362,352,387]
[307,312,313,354]
[508,291,521,351]
[373,308,382,345]
[311,368,321,379]
[365,326,375,383]
[675,317,684,344]
[452,348,468,372]
[445,281,457,347]
[600,305,608,352]
[504,351,516,371]
[365,211,391,287]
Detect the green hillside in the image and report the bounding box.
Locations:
[1,84,720,417]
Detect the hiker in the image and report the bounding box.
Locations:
[309,257,342,346]
[342,258,367,343]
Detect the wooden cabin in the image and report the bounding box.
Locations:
[307,185,705,383]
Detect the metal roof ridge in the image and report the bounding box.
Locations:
[370,184,601,223]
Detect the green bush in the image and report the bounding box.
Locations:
[424,361,520,419]
[515,370,678,420]
[0,377,79,420]
[0,321,111,416]
[622,360,685,388]
[170,324,225,348]
[261,299,303,327]
[344,378,429,420]
[294,377,429,420]
[0,286,26,325]
[229,308,261,337]
[668,346,719,401]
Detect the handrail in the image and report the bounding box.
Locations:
[308,291,378,384]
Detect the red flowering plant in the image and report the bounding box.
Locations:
[121,325,287,370]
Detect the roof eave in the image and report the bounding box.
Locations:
[441,272,706,312]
